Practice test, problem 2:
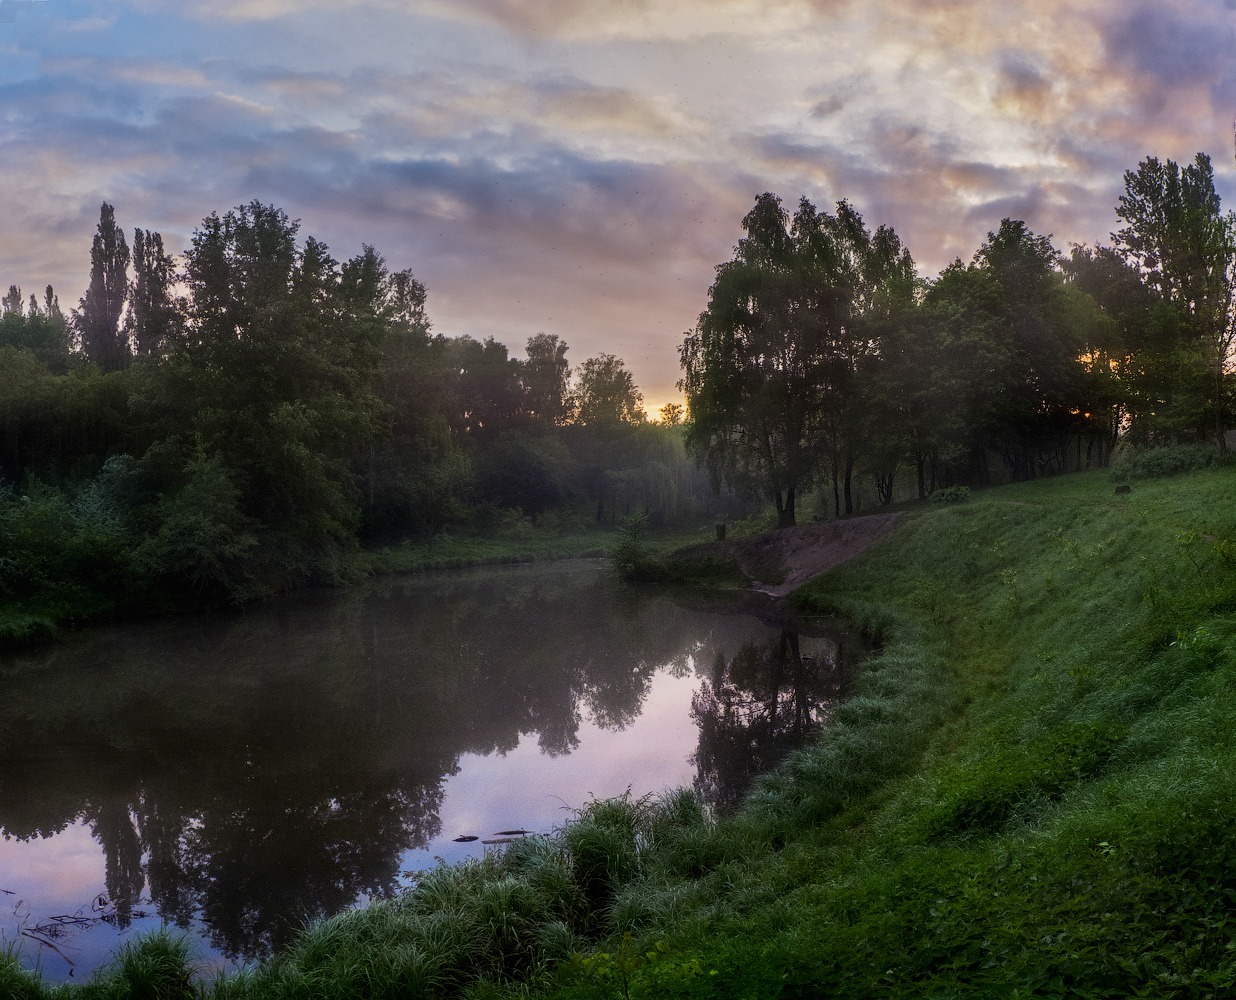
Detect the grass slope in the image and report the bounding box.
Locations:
[8,465,1236,998]
[615,465,1236,999]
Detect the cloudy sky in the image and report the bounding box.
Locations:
[1,0,1234,410]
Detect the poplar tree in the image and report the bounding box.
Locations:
[76,202,131,370]
[128,228,180,355]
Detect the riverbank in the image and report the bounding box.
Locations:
[354,516,734,575]
[656,511,901,597]
[7,462,1236,997]
[0,514,741,648]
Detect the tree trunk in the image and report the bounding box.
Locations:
[778,486,796,528]
[1217,356,1227,451]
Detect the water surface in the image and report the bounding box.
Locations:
[0,561,861,981]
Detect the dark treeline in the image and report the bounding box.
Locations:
[0,201,719,632]
[682,150,1236,525]
[4,147,1233,625]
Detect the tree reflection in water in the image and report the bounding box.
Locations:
[0,563,810,966]
[691,628,853,814]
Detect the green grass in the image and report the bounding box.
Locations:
[12,463,1236,997]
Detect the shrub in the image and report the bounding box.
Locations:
[1110,442,1219,482]
[929,485,972,504]
[610,511,657,580]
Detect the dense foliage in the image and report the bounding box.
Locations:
[683,150,1236,524]
[0,202,719,638]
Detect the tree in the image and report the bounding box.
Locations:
[474,432,574,523]
[0,284,72,373]
[1063,244,1155,450]
[974,219,1088,479]
[76,202,131,371]
[572,353,645,427]
[1112,152,1236,444]
[2,285,21,317]
[127,229,181,356]
[681,194,818,527]
[147,202,388,596]
[519,333,572,426]
[43,285,63,324]
[449,335,524,440]
[361,267,471,541]
[681,193,912,526]
[812,200,916,515]
[658,402,683,426]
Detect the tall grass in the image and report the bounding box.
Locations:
[13,464,1236,997]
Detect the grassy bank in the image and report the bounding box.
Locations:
[0,512,732,647]
[8,463,1236,997]
[355,515,736,576]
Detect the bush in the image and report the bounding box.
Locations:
[1110,442,1219,482]
[610,511,656,580]
[929,485,972,504]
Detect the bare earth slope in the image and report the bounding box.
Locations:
[676,513,900,597]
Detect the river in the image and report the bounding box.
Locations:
[0,560,861,982]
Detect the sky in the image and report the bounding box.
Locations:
[1,0,1234,412]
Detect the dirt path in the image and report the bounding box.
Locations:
[727,513,901,597]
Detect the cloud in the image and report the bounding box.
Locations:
[1101,2,1231,88]
[993,52,1055,119]
[6,0,1236,406]
[178,0,366,22]
[413,0,841,41]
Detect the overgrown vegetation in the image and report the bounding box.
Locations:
[1110,441,1222,482]
[10,462,1236,997]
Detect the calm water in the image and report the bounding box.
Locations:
[0,561,861,982]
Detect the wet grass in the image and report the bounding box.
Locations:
[10,463,1236,997]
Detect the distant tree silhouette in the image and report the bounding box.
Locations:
[76,202,131,370]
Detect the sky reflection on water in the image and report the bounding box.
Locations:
[0,561,857,982]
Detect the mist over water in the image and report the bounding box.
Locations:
[0,561,861,981]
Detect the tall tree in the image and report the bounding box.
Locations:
[572,353,645,428]
[43,285,63,323]
[127,229,181,356]
[519,333,572,427]
[1112,152,1236,444]
[681,193,911,525]
[76,202,131,370]
[658,402,684,426]
[810,199,917,515]
[449,336,524,440]
[681,194,822,527]
[145,202,388,597]
[1,285,22,317]
[1063,244,1160,449]
[914,222,1105,484]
